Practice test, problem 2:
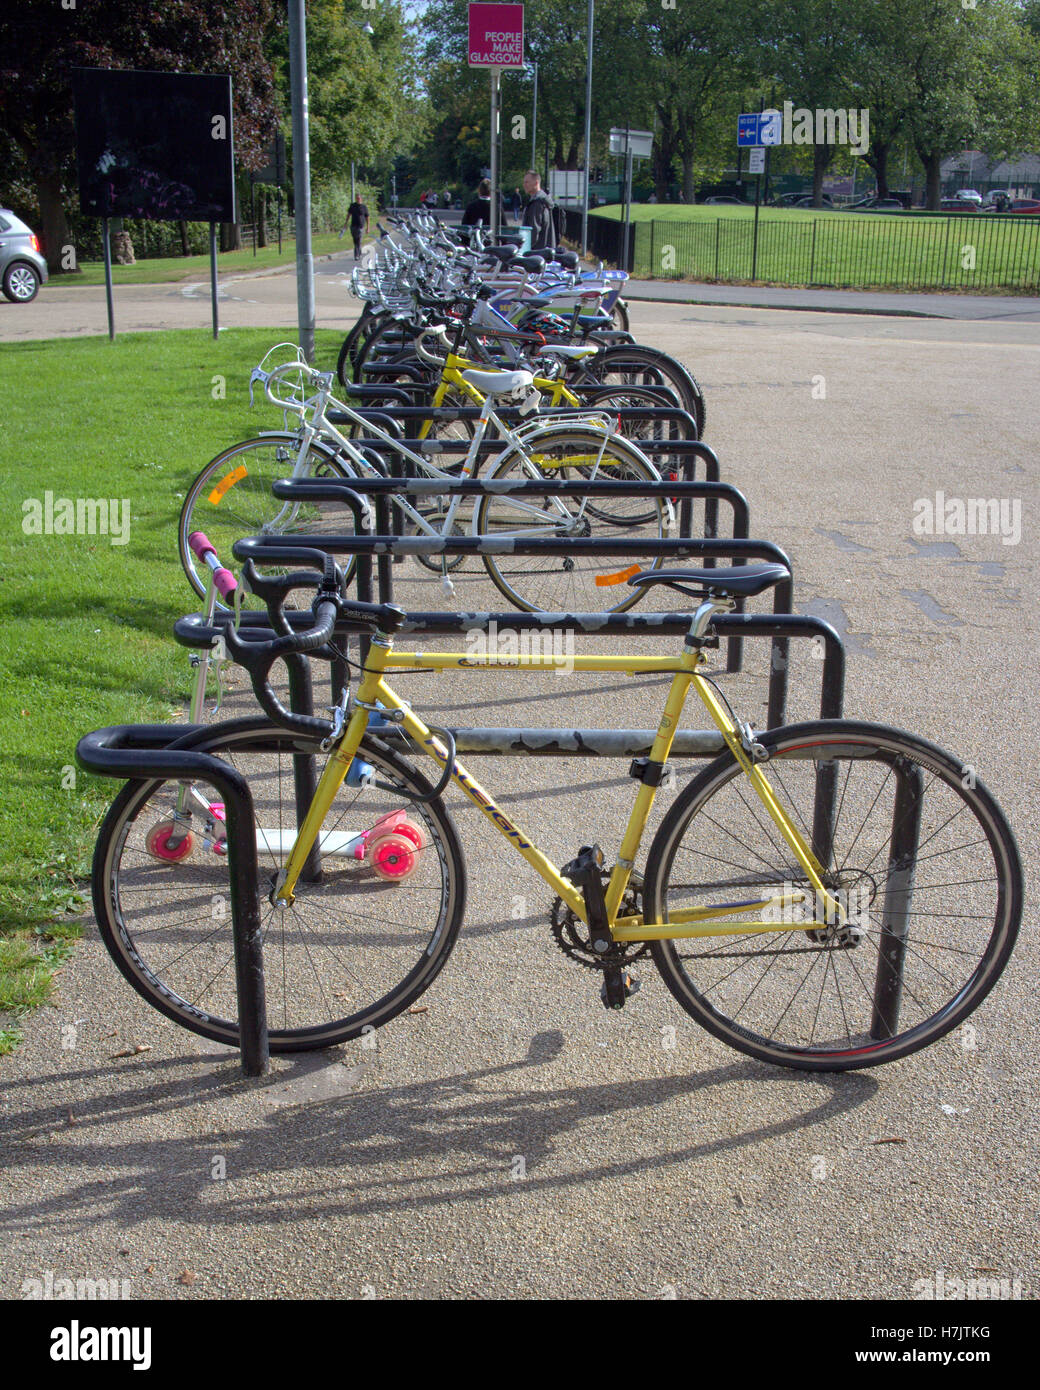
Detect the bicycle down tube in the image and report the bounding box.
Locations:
[270,631,843,938]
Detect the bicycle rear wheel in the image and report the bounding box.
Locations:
[644,720,1022,1070]
[178,434,359,610]
[91,722,466,1051]
[578,345,706,439]
[475,429,669,613]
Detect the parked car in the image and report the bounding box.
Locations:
[940,197,980,212]
[791,194,836,208]
[0,209,48,302]
[955,188,983,205]
[1007,198,1040,214]
[703,195,745,205]
[847,196,905,212]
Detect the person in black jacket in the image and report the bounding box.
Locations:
[462,179,492,226]
[522,169,558,249]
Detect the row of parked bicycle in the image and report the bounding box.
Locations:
[177,212,706,614]
[76,212,1024,1077]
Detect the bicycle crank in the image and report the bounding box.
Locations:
[549,856,647,1009]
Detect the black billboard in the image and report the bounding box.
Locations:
[73,68,235,222]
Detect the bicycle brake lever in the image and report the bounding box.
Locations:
[248,367,269,406]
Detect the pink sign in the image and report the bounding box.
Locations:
[467,3,524,68]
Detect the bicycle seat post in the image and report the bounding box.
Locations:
[686,597,734,649]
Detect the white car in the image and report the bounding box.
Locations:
[955,188,983,205]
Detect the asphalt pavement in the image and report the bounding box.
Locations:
[1,275,1037,1301]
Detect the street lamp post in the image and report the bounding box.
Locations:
[581,0,594,256]
[288,0,315,362]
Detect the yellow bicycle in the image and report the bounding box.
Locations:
[89,561,1023,1071]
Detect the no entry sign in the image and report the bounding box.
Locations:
[468,3,524,68]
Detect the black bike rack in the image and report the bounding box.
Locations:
[269,469,745,658]
[75,724,271,1077]
[79,444,850,1080]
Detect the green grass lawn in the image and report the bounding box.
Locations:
[0,326,345,1050]
[41,232,363,289]
[593,204,1040,290]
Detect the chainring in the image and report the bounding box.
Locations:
[549,869,649,970]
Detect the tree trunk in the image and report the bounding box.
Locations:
[865,142,890,199]
[811,144,834,206]
[681,152,695,204]
[219,221,242,252]
[652,111,676,202]
[34,165,71,272]
[179,221,190,255]
[922,153,942,210]
[257,187,268,249]
[112,230,135,264]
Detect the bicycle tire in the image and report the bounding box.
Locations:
[91,720,467,1051]
[578,345,706,439]
[565,383,688,525]
[178,434,359,610]
[643,719,1022,1071]
[475,429,668,613]
[336,304,378,388]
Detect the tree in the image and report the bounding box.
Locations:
[267,0,424,190]
[762,0,865,207]
[900,0,1037,209]
[0,0,279,270]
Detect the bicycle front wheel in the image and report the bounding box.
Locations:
[91,721,466,1051]
[178,434,359,609]
[475,429,669,613]
[644,720,1022,1071]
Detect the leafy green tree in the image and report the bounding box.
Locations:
[900,0,1038,208]
[0,0,279,269]
[268,0,424,191]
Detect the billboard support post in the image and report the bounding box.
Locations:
[609,127,653,272]
[209,223,219,339]
[581,0,594,256]
[102,217,114,341]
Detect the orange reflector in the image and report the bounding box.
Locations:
[595,563,641,588]
[207,464,248,505]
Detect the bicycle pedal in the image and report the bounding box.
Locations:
[600,970,640,1011]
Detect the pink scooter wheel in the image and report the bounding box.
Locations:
[367,833,420,881]
[144,819,195,862]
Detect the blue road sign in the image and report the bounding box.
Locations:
[738,110,782,147]
[738,113,761,146]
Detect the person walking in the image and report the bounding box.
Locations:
[339,194,369,259]
[521,169,560,249]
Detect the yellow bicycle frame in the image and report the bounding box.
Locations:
[272,637,844,942]
[417,351,582,440]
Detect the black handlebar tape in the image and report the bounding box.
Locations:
[221,599,340,736]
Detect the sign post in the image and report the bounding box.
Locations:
[609,127,653,271]
[738,109,780,281]
[468,3,524,239]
